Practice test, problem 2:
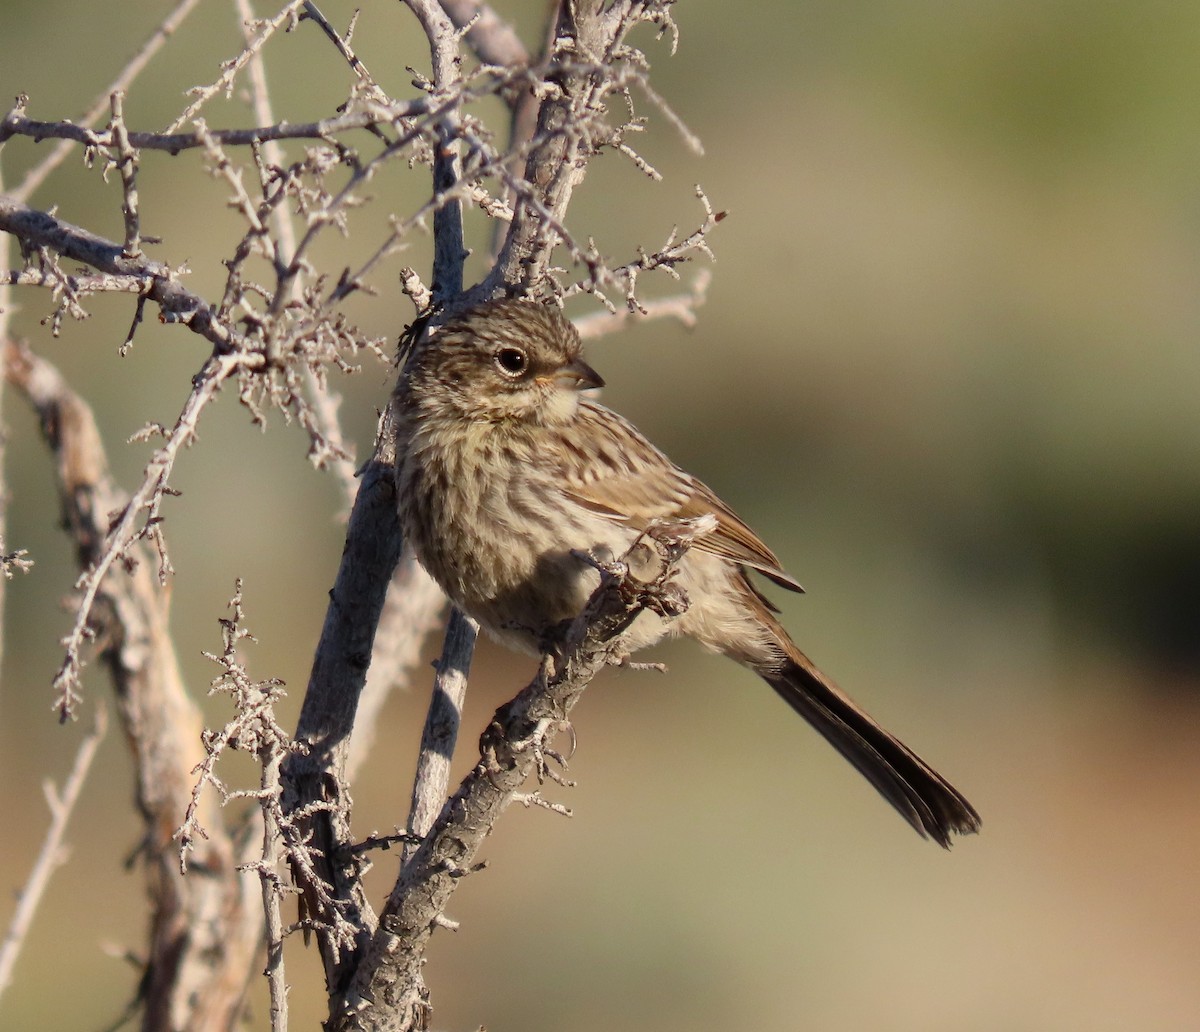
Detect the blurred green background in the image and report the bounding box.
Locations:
[2,1,1199,1029]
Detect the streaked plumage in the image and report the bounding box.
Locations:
[394,300,980,847]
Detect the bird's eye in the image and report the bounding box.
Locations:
[495,347,528,377]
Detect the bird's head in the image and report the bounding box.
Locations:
[407,300,605,425]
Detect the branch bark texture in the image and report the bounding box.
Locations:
[334,520,707,1032]
[4,342,261,1031]
[0,1,705,1027]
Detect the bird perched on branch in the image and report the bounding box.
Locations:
[393,299,980,847]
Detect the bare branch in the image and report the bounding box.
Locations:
[561,185,724,313]
[235,0,358,503]
[334,516,715,1032]
[300,2,387,101]
[258,738,292,1032]
[404,0,468,300]
[1,98,430,153]
[4,340,260,1028]
[12,0,206,202]
[1,266,147,294]
[404,607,476,847]
[106,91,143,258]
[282,407,403,996]
[165,0,309,134]
[179,580,294,1031]
[0,707,108,1002]
[345,554,446,782]
[573,268,712,340]
[47,349,250,718]
[0,193,251,352]
[484,1,688,300]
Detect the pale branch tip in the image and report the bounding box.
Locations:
[0,547,34,579]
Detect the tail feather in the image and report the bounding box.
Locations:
[761,649,981,848]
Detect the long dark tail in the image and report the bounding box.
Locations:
[757,640,981,848]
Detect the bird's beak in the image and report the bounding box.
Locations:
[552,357,605,391]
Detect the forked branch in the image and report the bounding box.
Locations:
[333,517,716,1032]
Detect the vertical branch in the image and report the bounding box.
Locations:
[108,91,143,258]
[234,0,359,505]
[344,554,446,781]
[260,739,290,1032]
[436,0,547,261]
[404,608,475,847]
[186,578,296,1032]
[404,0,468,300]
[283,426,398,992]
[399,0,480,877]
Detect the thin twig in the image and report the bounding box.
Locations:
[300,2,386,99]
[573,269,712,340]
[235,0,358,504]
[0,707,108,1001]
[259,736,290,1032]
[12,0,206,202]
[164,0,309,133]
[107,91,143,258]
[50,349,253,719]
[179,577,293,1031]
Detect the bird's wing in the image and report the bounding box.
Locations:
[558,403,804,594]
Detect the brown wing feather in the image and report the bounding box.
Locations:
[559,401,804,594]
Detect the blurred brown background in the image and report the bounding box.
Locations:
[2,1,1199,1029]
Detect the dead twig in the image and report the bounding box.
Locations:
[0,707,108,1002]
